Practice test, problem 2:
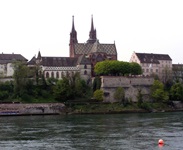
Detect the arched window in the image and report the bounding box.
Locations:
[61,72,64,78]
[84,64,87,69]
[56,72,59,78]
[46,72,49,78]
[84,70,87,75]
[51,72,54,78]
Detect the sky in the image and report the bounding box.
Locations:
[0,0,183,64]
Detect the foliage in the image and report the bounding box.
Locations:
[137,89,143,107]
[170,82,183,101]
[130,62,142,75]
[53,77,72,102]
[94,60,142,76]
[92,76,101,91]
[150,80,169,102]
[53,72,92,102]
[113,87,125,103]
[13,61,30,98]
[93,89,104,101]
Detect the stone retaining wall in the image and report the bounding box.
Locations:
[0,103,66,116]
[100,76,154,103]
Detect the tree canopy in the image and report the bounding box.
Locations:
[94,60,142,76]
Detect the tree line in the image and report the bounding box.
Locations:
[0,60,183,104]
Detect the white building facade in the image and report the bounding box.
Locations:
[130,52,172,81]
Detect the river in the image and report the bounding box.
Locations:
[0,112,182,150]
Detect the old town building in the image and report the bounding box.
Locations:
[28,16,117,79]
[130,52,172,82]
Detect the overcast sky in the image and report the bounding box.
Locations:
[0,0,183,64]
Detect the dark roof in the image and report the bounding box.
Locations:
[74,42,117,55]
[27,56,36,65]
[40,57,78,67]
[136,53,172,64]
[0,53,27,64]
[172,64,183,70]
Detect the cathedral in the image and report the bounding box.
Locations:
[28,16,117,80]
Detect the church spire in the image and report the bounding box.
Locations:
[87,15,97,44]
[70,16,78,44]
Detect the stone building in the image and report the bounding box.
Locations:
[100,76,154,102]
[28,16,117,80]
[28,51,91,81]
[0,53,27,77]
[130,52,172,82]
[172,64,183,82]
[69,15,117,76]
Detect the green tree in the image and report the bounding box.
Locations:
[170,82,183,101]
[13,61,30,98]
[137,89,143,107]
[151,80,169,102]
[53,77,72,102]
[94,60,142,76]
[113,87,125,103]
[130,62,142,75]
[92,76,101,91]
[93,89,103,101]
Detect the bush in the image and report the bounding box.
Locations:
[93,89,104,101]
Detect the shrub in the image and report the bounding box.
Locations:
[93,89,104,101]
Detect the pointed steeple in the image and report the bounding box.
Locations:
[70,16,78,44]
[87,15,97,44]
[37,51,41,59]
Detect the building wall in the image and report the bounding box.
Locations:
[100,76,154,103]
[78,64,91,81]
[7,63,14,77]
[130,52,172,81]
[42,66,79,79]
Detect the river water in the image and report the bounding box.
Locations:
[0,112,182,150]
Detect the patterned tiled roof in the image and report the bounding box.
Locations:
[0,53,27,64]
[74,42,117,55]
[136,53,172,64]
[90,41,105,53]
[77,55,91,65]
[40,57,78,67]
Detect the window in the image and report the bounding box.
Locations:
[84,64,87,69]
[84,70,87,75]
[156,69,158,73]
[146,69,149,73]
[56,72,59,78]
[51,72,54,78]
[46,72,49,78]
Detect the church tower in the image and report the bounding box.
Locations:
[69,16,78,57]
[87,15,97,44]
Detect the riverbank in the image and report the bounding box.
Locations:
[0,102,182,116]
[68,102,183,115]
[0,103,66,116]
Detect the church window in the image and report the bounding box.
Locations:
[46,72,49,78]
[56,72,59,78]
[66,71,69,77]
[84,64,87,69]
[51,72,54,78]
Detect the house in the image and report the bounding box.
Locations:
[130,52,172,82]
[28,51,91,81]
[0,53,27,77]
[172,64,183,82]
